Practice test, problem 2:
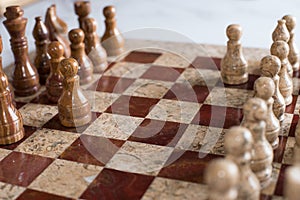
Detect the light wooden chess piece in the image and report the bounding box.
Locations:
[58,58,91,127]
[101,6,125,56]
[83,18,108,73]
[69,28,93,85]
[33,16,51,85]
[241,98,273,188]
[283,15,300,72]
[284,165,300,200]
[221,24,248,85]
[254,77,280,149]
[270,41,293,105]
[45,4,70,58]
[205,158,240,200]
[224,126,260,200]
[260,55,286,123]
[0,35,24,145]
[3,6,40,97]
[46,41,65,103]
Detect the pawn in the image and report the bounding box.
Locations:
[82,18,108,73]
[69,28,93,85]
[271,41,293,105]
[260,55,286,123]
[221,24,248,85]
[46,41,64,103]
[254,77,280,149]
[284,165,300,200]
[58,58,91,127]
[33,16,51,85]
[225,126,260,200]
[272,19,290,42]
[205,158,239,200]
[241,98,273,187]
[283,15,300,72]
[101,6,125,56]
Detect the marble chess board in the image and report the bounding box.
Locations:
[0,39,297,200]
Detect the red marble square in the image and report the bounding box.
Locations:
[17,189,72,200]
[288,114,299,137]
[0,152,53,187]
[158,149,223,183]
[80,168,154,200]
[105,95,159,118]
[104,62,116,73]
[87,76,135,93]
[123,51,162,63]
[163,83,210,103]
[285,95,297,114]
[59,135,124,166]
[274,164,290,196]
[0,126,38,150]
[42,112,101,133]
[191,104,243,129]
[273,136,287,163]
[128,119,188,147]
[30,91,57,105]
[189,56,221,70]
[216,74,260,90]
[141,65,184,82]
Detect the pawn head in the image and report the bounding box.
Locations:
[270,40,289,60]
[226,24,242,41]
[103,5,116,19]
[69,28,85,44]
[60,58,78,79]
[225,126,253,155]
[260,55,281,77]
[282,15,296,32]
[254,77,275,100]
[243,97,268,121]
[48,41,64,59]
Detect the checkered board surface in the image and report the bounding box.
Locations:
[0,49,299,200]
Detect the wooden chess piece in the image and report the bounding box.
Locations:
[82,18,108,73]
[58,58,91,127]
[69,28,93,85]
[33,16,51,85]
[283,15,300,72]
[46,41,64,103]
[254,77,280,149]
[284,165,300,200]
[260,55,285,123]
[224,126,260,200]
[101,5,125,56]
[221,24,248,85]
[3,6,40,97]
[74,1,91,30]
[241,98,273,188]
[0,34,24,145]
[205,158,239,200]
[45,4,70,58]
[270,41,293,105]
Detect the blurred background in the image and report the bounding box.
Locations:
[0,0,299,67]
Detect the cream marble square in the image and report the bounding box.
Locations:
[282,137,295,165]
[204,87,254,108]
[142,177,208,200]
[281,113,294,137]
[0,181,25,200]
[123,79,173,99]
[18,103,58,127]
[104,62,151,78]
[15,128,80,158]
[29,159,102,199]
[83,113,143,140]
[83,91,120,112]
[146,99,200,124]
[0,148,11,161]
[106,141,173,176]
[153,53,190,68]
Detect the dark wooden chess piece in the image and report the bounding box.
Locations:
[69,28,93,85]
[46,41,65,103]
[33,16,51,85]
[0,34,24,145]
[83,18,108,73]
[3,6,40,97]
[58,58,91,127]
[74,1,91,30]
[45,4,70,58]
[101,6,125,56]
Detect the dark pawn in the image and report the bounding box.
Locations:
[33,16,51,85]
[101,6,125,56]
[0,35,24,145]
[69,28,93,85]
[58,58,91,127]
[74,1,91,30]
[3,6,40,97]
[46,41,64,103]
[83,18,108,73]
[45,4,70,58]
